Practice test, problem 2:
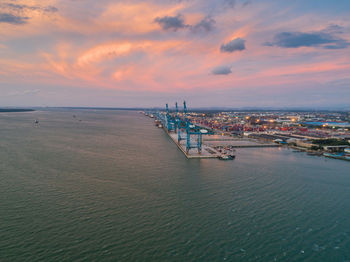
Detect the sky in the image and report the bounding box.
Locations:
[0,0,350,108]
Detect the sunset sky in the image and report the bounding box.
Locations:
[1,0,349,108]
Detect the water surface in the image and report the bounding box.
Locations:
[1,110,349,261]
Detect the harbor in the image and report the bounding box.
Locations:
[165,132,281,159]
[143,102,281,159]
[143,102,350,161]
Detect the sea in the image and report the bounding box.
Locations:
[1,109,349,262]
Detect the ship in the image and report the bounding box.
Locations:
[323,152,350,161]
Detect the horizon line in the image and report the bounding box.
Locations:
[1,106,349,112]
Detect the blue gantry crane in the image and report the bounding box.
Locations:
[176,101,205,154]
[183,101,203,154]
[176,102,185,144]
[166,103,176,132]
[153,101,208,154]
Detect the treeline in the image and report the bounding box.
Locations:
[313,139,350,146]
[0,109,35,112]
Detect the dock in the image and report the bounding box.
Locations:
[143,102,281,160]
[166,130,219,158]
[165,129,280,159]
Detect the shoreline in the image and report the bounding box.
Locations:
[0,109,35,113]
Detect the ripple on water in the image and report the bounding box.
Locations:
[1,110,350,261]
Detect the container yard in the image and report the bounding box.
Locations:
[142,102,350,161]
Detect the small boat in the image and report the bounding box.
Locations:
[219,154,235,160]
[34,119,39,124]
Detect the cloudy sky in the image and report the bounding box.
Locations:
[0,0,349,108]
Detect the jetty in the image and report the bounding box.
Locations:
[143,101,281,159]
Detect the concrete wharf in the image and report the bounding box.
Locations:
[164,128,280,159]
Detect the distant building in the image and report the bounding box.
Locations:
[295,139,315,149]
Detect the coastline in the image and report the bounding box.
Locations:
[0,109,35,113]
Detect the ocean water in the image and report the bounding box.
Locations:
[0,109,349,262]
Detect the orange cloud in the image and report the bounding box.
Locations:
[77,43,133,66]
[96,2,186,34]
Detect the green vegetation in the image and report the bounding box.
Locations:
[310,145,322,150]
[312,139,350,146]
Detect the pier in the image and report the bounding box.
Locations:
[167,131,219,159]
[144,101,281,159]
